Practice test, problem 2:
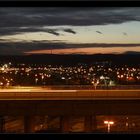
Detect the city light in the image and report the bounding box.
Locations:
[0,61,139,87]
[104,121,114,133]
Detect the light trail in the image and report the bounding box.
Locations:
[0,89,77,92]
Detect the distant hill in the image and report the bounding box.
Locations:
[0,54,139,66]
[123,51,140,55]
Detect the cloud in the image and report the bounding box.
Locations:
[25,46,140,55]
[0,26,77,37]
[123,32,128,36]
[96,31,103,34]
[45,29,60,36]
[63,29,76,34]
[0,7,140,36]
[0,41,140,55]
[0,8,140,27]
[0,27,61,36]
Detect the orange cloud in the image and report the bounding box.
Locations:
[25,47,140,55]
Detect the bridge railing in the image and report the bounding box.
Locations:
[41,85,140,90]
[1,85,140,90]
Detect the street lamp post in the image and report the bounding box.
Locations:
[92,79,99,90]
[35,78,38,84]
[104,121,114,133]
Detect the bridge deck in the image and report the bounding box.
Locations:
[0,89,140,100]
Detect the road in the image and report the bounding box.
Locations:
[0,87,140,100]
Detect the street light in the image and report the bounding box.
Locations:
[92,79,99,90]
[35,78,38,84]
[104,121,114,133]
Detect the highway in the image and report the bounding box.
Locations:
[0,87,140,100]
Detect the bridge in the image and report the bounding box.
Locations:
[0,86,140,133]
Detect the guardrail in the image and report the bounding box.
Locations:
[0,85,140,90]
[41,85,140,90]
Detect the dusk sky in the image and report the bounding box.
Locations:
[1,7,140,55]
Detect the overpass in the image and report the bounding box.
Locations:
[0,86,140,133]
